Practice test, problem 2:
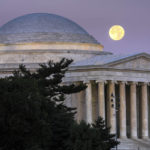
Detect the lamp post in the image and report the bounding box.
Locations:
[111,93,120,150]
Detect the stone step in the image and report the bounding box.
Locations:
[115,138,150,150]
[112,149,136,150]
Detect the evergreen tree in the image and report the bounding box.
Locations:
[0,58,86,150]
[0,58,119,150]
[68,117,119,150]
[92,117,119,150]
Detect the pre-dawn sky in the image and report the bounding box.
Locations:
[0,0,150,54]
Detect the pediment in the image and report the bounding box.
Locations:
[106,56,150,70]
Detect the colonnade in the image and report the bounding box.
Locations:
[75,80,150,139]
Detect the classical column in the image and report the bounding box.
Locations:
[73,82,84,123]
[141,82,149,139]
[108,81,116,134]
[77,89,85,123]
[97,81,106,119]
[130,82,138,138]
[119,81,127,138]
[85,81,93,124]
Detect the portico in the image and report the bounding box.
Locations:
[64,53,150,140]
[71,80,150,139]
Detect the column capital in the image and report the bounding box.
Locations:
[129,81,138,85]
[108,80,118,84]
[141,82,149,86]
[119,81,128,84]
[96,80,107,84]
[83,80,91,84]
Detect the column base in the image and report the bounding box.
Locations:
[130,136,138,139]
[142,136,149,140]
[119,136,127,139]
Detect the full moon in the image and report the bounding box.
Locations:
[109,25,125,41]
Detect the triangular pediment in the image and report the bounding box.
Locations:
[71,52,150,70]
[106,54,150,70]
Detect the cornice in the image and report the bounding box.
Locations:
[68,66,150,73]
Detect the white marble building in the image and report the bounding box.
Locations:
[0,13,150,150]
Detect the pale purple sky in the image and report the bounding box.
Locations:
[0,0,150,54]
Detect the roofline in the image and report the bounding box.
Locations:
[103,52,150,66]
[71,52,150,68]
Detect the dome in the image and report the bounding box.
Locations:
[0,13,88,34]
[0,13,99,44]
[0,13,103,52]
